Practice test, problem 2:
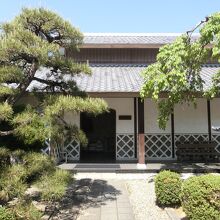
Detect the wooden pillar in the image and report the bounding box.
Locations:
[134,98,137,158]
[171,112,175,158]
[137,98,145,166]
[207,100,212,142]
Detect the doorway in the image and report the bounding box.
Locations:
[80,109,116,163]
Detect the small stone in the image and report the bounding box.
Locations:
[75,186,90,194]
[32,201,46,212]
[25,186,41,198]
[41,214,50,220]
[7,198,19,207]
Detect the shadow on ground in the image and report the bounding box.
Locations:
[55,178,121,220]
[155,162,220,173]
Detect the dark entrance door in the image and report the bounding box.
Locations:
[80,109,116,163]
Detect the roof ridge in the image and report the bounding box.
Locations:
[89,63,148,67]
[201,63,220,67]
[84,33,200,37]
[89,63,220,67]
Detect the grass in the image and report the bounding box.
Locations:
[10,199,43,220]
[0,149,72,219]
[0,164,28,201]
[36,169,72,201]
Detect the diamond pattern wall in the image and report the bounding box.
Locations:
[175,134,209,145]
[116,134,135,159]
[212,134,220,153]
[64,139,80,161]
[145,134,172,159]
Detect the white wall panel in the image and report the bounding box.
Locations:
[105,98,134,133]
[63,98,134,133]
[174,98,208,133]
[211,98,220,134]
[64,112,80,127]
[145,99,171,133]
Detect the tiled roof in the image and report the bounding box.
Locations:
[30,64,220,93]
[74,64,220,92]
[74,64,145,92]
[83,33,200,45]
[200,64,220,90]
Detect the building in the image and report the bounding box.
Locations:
[45,33,220,165]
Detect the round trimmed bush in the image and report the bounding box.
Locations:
[181,174,220,220]
[155,170,182,206]
[0,207,15,220]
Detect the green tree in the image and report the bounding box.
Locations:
[0,8,107,146]
[141,13,220,129]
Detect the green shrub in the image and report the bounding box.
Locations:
[36,169,72,201]
[0,207,15,220]
[24,152,55,181]
[10,199,42,220]
[11,149,26,162]
[155,170,182,206]
[181,174,220,220]
[0,164,27,201]
[0,147,10,168]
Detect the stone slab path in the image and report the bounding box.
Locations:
[76,178,134,220]
[55,173,173,220]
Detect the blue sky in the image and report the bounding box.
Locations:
[0,0,220,33]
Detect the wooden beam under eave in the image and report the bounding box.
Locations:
[87,92,140,98]
[80,43,164,49]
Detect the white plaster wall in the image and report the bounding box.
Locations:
[104,98,134,133]
[16,95,39,107]
[174,98,208,133]
[63,112,80,127]
[64,98,134,133]
[63,98,134,133]
[211,98,220,134]
[144,99,171,133]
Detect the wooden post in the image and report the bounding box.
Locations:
[207,100,212,142]
[137,98,146,168]
[134,98,137,158]
[138,134,145,164]
[171,112,175,158]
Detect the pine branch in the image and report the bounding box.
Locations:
[0,130,14,136]
[7,61,38,105]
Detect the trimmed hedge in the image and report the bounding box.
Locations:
[155,170,182,206]
[181,174,220,220]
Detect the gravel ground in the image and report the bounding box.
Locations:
[126,174,170,220]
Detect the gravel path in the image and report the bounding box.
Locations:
[126,174,170,220]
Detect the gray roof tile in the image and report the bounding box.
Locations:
[30,64,220,93]
[83,33,199,45]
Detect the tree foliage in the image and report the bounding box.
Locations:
[141,13,220,129]
[0,8,108,145]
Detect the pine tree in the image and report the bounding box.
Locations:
[0,8,107,146]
